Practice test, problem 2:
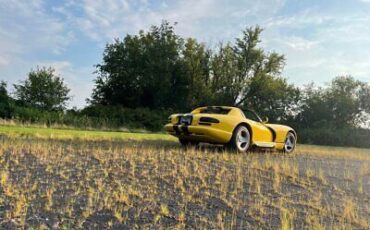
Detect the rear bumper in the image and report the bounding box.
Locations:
[164,123,232,144]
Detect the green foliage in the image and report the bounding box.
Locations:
[183,38,212,108]
[0,81,14,118]
[0,81,8,102]
[229,27,291,121]
[298,128,370,148]
[92,21,188,110]
[5,105,168,132]
[296,76,370,128]
[210,43,239,105]
[13,67,71,111]
[241,74,300,122]
[0,125,173,141]
[212,26,286,107]
[0,22,369,148]
[91,23,289,118]
[80,105,170,131]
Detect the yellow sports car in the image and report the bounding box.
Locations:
[164,106,297,153]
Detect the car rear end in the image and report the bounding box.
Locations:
[164,107,237,144]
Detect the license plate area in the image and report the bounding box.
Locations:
[179,115,192,125]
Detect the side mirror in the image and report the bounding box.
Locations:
[262,117,269,124]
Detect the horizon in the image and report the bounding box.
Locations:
[1,0,370,108]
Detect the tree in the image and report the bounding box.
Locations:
[242,74,300,122]
[182,38,212,108]
[0,81,8,102]
[296,76,370,128]
[294,84,330,128]
[207,26,290,121]
[234,27,286,106]
[92,21,188,110]
[91,23,289,113]
[208,26,286,110]
[210,43,240,105]
[326,76,362,126]
[14,67,71,111]
[0,81,13,118]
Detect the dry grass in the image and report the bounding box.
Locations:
[0,136,369,229]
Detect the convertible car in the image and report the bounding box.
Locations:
[164,106,297,153]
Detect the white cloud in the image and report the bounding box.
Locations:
[0,1,74,55]
[284,36,319,51]
[54,0,287,42]
[260,7,370,85]
[0,0,83,106]
[265,11,333,28]
[1,0,370,108]
[0,56,9,67]
[54,0,218,41]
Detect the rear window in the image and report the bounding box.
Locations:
[199,107,231,115]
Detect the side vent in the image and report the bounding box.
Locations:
[199,117,220,125]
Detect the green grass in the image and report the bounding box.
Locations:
[0,125,175,141]
[1,125,369,160]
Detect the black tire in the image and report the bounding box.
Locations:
[229,125,251,153]
[283,132,296,153]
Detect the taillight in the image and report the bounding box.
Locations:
[199,117,220,124]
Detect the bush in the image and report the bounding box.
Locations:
[4,105,172,132]
[79,105,172,131]
[13,106,64,125]
[0,81,13,118]
[2,104,370,148]
[298,128,370,148]
[0,102,13,118]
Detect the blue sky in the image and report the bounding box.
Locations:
[1,0,370,108]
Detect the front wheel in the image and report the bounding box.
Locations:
[229,125,250,153]
[283,132,296,153]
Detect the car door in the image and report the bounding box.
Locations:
[241,110,273,143]
[249,120,273,143]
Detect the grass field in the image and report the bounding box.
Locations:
[0,125,174,141]
[0,125,369,229]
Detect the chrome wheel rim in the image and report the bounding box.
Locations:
[236,127,250,152]
[284,133,296,153]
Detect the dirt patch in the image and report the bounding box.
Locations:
[0,138,369,229]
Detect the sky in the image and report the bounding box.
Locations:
[1,0,370,108]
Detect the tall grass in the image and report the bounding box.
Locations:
[0,137,369,229]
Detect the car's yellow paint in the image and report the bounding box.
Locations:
[164,106,296,150]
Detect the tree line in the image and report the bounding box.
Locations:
[1,22,369,147]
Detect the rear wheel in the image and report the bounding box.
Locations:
[229,125,250,153]
[283,132,296,153]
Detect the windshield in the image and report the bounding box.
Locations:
[242,109,261,122]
